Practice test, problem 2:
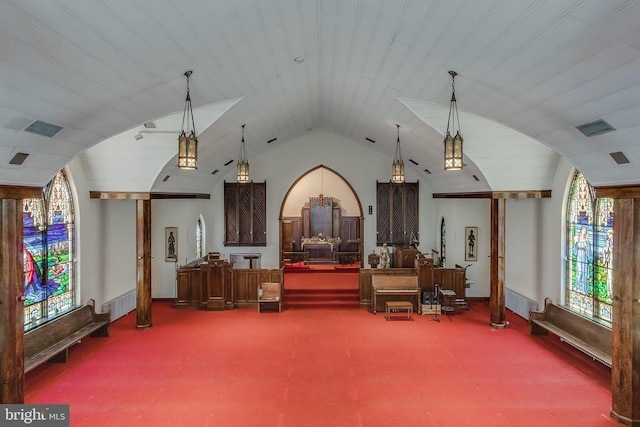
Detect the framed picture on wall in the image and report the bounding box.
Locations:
[165,227,178,262]
[465,226,478,262]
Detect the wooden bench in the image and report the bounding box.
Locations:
[24,299,111,373]
[258,282,282,313]
[385,301,413,321]
[529,297,612,367]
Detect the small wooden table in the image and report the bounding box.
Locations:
[385,301,413,321]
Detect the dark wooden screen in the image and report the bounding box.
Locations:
[224,181,267,246]
[376,181,419,245]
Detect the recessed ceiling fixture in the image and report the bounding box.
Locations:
[610,151,630,165]
[237,124,250,184]
[24,120,63,138]
[576,119,615,137]
[392,124,405,184]
[144,121,157,129]
[444,70,463,171]
[178,70,198,170]
[293,56,304,63]
[9,152,29,165]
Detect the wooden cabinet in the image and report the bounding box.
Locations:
[393,245,419,268]
[434,267,466,299]
[224,181,267,246]
[415,254,435,293]
[376,181,419,245]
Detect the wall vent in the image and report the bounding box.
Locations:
[102,290,136,322]
[9,152,29,165]
[576,119,615,137]
[610,151,630,164]
[505,288,538,319]
[24,120,63,137]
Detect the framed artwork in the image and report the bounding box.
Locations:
[165,227,178,262]
[465,226,478,261]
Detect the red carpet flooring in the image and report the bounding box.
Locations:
[25,278,615,427]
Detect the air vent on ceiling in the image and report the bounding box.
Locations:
[9,152,29,165]
[267,138,277,144]
[24,120,63,137]
[610,151,630,165]
[224,160,233,166]
[576,119,615,137]
[423,169,431,174]
[473,174,480,181]
[409,159,419,165]
[211,169,220,175]
[144,121,157,129]
[162,175,170,182]
[365,137,375,143]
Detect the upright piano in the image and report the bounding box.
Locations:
[370,274,420,314]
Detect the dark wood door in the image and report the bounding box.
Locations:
[282,221,294,252]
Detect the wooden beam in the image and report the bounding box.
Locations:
[0,185,42,199]
[609,198,640,425]
[90,191,210,200]
[489,198,506,329]
[0,199,25,403]
[594,184,640,199]
[136,199,152,330]
[433,190,551,199]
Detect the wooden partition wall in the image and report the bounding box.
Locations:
[175,253,282,310]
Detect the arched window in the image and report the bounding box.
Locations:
[196,216,204,259]
[23,170,76,331]
[440,217,446,267]
[566,171,613,324]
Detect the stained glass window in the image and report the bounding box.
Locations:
[23,170,76,331]
[566,171,613,324]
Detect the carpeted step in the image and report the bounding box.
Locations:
[285,289,360,309]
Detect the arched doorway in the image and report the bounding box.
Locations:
[279,165,364,268]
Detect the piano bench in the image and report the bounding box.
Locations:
[385,301,413,321]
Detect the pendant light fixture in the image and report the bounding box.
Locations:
[391,124,405,183]
[178,70,198,170]
[444,70,463,171]
[237,124,250,183]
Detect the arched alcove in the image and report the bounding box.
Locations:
[279,165,364,267]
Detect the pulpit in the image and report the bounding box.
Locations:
[174,253,233,311]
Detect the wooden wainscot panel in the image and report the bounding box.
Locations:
[233,269,283,309]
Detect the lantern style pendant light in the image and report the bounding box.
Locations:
[178,70,198,170]
[444,70,463,171]
[237,124,250,183]
[391,124,405,183]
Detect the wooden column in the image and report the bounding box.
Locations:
[0,199,25,403]
[609,198,640,425]
[136,199,152,329]
[489,197,506,329]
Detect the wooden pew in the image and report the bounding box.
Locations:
[529,297,611,367]
[24,299,111,373]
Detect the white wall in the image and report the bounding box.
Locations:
[68,130,573,308]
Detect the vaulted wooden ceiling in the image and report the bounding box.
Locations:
[2,1,640,194]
